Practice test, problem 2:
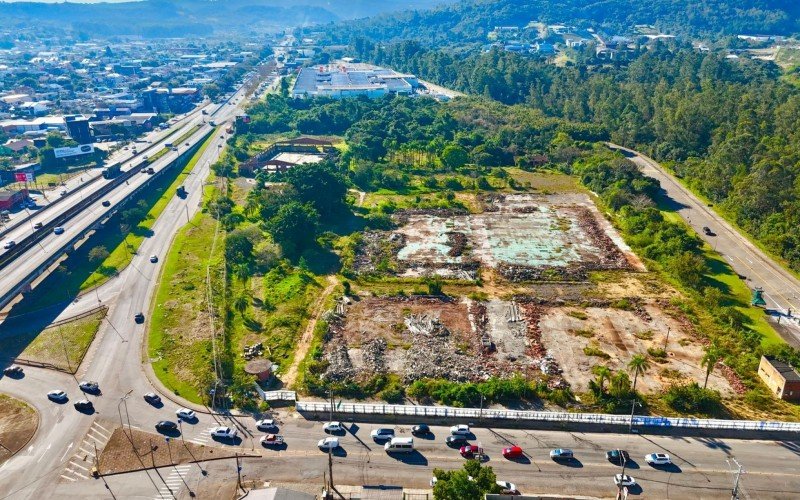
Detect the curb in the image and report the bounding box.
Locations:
[97,452,261,478]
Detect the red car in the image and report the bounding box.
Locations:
[502,445,523,459]
[460,445,481,458]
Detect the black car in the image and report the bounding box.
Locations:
[33,222,43,230]
[445,435,468,446]
[156,420,178,432]
[144,392,161,405]
[102,200,111,207]
[134,312,145,323]
[74,400,93,411]
[3,365,23,376]
[411,424,430,436]
[606,449,630,465]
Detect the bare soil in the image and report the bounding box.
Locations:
[0,394,38,464]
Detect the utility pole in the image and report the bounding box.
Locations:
[729,458,744,500]
[663,326,671,351]
[235,453,243,493]
[628,400,640,433]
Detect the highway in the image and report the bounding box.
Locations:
[610,143,800,347]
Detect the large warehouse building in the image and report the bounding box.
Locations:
[292,65,419,99]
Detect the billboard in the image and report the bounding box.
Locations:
[54,144,94,159]
[14,172,34,183]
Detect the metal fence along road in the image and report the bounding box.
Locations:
[296,401,800,433]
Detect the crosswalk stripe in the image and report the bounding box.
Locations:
[59,475,77,482]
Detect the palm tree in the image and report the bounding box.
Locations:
[591,365,612,395]
[628,354,651,394]
[701,344,723,389]
[233,293,249,318]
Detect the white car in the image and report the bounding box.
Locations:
[496,480,518,494]
[47,390,68,402]
[645,453,672,465]
[323,421,344,433]
[210,426,237,439]
[614,474,636,487]
[450,424,470,435]
[176,408,196,420]
[3,240,15,249]
[370,428,394,440]
[317,437,339,450]
[256,419,277,431]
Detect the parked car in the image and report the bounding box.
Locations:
[3,365,23,376]
[323,421,344,433]
[550,448,574,460]
[614,474,636,487]
[79,381,100,393]
[411,424,430,436]
[144,393,161,405]
[645,453,672,465]
[317,437,339,450]
[74,399,93,411]
[260,434,284,446]
[210,426,237,439]
[53,226,65,235]
[176,408,196,420]
[3,240,15,249]
[256,419,277,432]
[496,480,519,495]
[459,444,481,458]
[606,449,630,465]
[370,428,395,441]
[47,390,68,402]
[502,445,524,459]
[156,421,178,432]
[450,424,470,435]
[445,435,468,446]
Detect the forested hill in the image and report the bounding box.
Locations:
[329,0,800,43]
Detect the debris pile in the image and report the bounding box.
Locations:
[243,342,264,360]
[324,342,356,382]
[361,338,387,375]
[574,207,630,269]
[519,302,568,388]
[446,231,468,257]
[405,313,449,337]
[352,231,405,274]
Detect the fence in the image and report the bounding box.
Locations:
[296,402,800,433]
[254,386,296,402]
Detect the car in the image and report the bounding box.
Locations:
[176,408,196,420]
[702,226,713,235]
[102,200,111,207]
[144,393,161,405]
[317,437,339,450]
[323,421,344,433]
[3,365,23,376]
[74,399,93,411]
[370,428,395,441]
[260,434,284,446]
[156,420,178,432]
[606,449,630,465]
[47,390,67,402]
[614,474,636,487]
[149,255,158,263]
[210,426,237,439]
[450,424,470,435]
[134,312,145,323]
[3,240,15,249]
[33,222,43,229]
[502,445,524,459]
[60,190,67,196]
[79,381,99,393]
[53,226,65,235]
[459,444,481,458]
[185,142,190,146]
[255,419,277,431]
[645,453,672,465]
[411,424,430,436]
[550,448,574,460]
[445,435,468,446]
[172,147,178,152]
[496,480,519,495]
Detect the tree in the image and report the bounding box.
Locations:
[701,343,723,389]
[266,201,320,257]
[591,365,612,395]
[233,293,249,318]
[203,83,221,101]
[432,460,501,500]
[441,144,469,170]
[88,246,109,263]
[628,354,651,394]
[671,251,706,289]
[285,161,347,216]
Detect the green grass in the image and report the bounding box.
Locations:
[2,309,106,372]
[82,129,217,290]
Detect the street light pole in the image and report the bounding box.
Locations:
[628,400,640,433]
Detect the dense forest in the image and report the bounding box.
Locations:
[338,39,800,272]
[322,0,800,45]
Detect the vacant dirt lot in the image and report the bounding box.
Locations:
[0,394,38,464]
[539,304,732,395]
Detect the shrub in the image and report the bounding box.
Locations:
[663,383,722,416]
[584,344,611,359]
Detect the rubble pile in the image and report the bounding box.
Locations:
[717,363,747,395]
[519,302,568,388]
[574,207,630,269]
[392,208,468,225]
[499,263,589,282]
[468,300,493,353]
[446,231,468,257]
[324,342,356,381]
[352,231,405,274]
[361,338,387,375]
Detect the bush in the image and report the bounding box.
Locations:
[663,383,722,416]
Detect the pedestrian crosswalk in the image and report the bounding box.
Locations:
[153,464,191,500]
[60,420,113,482]
[187,426,216,445]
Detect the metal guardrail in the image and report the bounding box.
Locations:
[295,402,800,433]
[263,390,297,402]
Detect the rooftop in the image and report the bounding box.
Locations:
[765,356,800,382]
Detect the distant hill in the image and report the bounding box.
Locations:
[325,0,800,44]
[0,0,457,37]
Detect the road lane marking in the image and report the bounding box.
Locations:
[60,442,74,462]
[35,444,52,463]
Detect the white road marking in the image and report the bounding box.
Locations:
[60,442,74,462]
[59,474,77,482]
[35,444,52,463]
[93,422,112,434]
[69,461,89,471]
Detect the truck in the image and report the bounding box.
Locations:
[102,162,122,179]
